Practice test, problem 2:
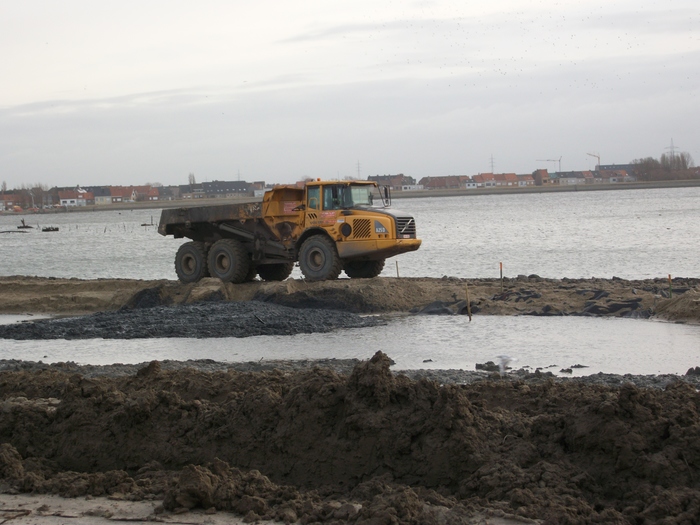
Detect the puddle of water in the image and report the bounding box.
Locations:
[1,315,699,376]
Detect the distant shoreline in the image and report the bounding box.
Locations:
[3,179,700,215]
[390,178,700,199]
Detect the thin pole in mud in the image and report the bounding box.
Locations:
[500,262,503,293]
[396,261,400,278]
[465,283,472,321]
[668,274,673,298]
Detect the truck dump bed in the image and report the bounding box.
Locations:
[158,202,263,237]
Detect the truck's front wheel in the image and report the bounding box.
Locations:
[344,259,385,278]
[299,236,342,281]
[175,241,209,283]
[207,239,250,283]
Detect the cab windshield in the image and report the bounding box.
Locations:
[321,184,377,210]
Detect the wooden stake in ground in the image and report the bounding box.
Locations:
[465,283,472,321]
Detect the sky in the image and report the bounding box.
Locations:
[1,0,698,189]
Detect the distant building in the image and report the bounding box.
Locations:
[368,174,416,190]
[59,189,94,206]
[418,175,471,189]
[517,174,535,186]
[557,172,587,185]
[472,173,496,188]
[532,169,549,186]
[202,180,253,197]
[88,186,112,205]
[179,184,206,199]
[2,194,16,210]
[493,173,519,187]
[599,169,629,183]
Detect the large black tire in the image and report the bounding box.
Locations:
[299,236,342,281]
[174,241,209,283]
[344,259,386,279]
[207,239,250,283]
[257,262,294,281]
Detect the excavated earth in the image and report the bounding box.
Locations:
[2,275,700,524]
[1,354,700,525]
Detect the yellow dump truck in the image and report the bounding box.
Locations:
[158,180,421,283]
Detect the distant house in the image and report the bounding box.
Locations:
[59,189,94,206]
[90,187,113,205]
[517,174,535,186]
[473,173,496,188]
[1,194,16,210]
[109,186,135,203]
[158,186,178,201]
[202,180,253,198]
[599,169,628,183]
[532,169,549,186]
[493,173,519,187]
[179,184,206,199]
[558,172,587,185]
[418,176,462,190]
[368,174,416,190]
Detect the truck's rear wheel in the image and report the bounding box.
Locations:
[344,259,385,278]
[257,262,294,281]
[299,236,342,281]
[174,241,209,283]
[207,239,250,283]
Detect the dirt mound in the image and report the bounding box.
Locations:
[654,288,700,324]
[2,352,699,524]
[4,276,700,321]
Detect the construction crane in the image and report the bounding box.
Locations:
[536,156,562,172]
[586,153,600,170]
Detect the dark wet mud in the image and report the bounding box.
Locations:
[2,352,700,524]
[0,301,382,340]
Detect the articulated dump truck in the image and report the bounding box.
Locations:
[158,180,421,283]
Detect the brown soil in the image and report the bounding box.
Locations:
[1,275,698,322]
[2,275,700,523]
[1,353,700,524]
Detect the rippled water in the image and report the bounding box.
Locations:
[2,187,700,375]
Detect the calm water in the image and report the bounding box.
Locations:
[2,187,700,375]
[1,314,699,377]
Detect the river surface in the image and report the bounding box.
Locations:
[1,186,699,375]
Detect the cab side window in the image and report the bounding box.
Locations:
[307,187,320,210]
[323,186,341,210]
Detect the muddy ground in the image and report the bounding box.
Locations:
[1,353,699,525]
[2,275,699,341]
[1,275,699,323]
[0,300,382,340]
[2,275,700,524]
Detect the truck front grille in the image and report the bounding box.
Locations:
[396,217,416,237]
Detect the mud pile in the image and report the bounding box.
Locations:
[2,352,699,524]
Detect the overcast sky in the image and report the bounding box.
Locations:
[1,0,698,189]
